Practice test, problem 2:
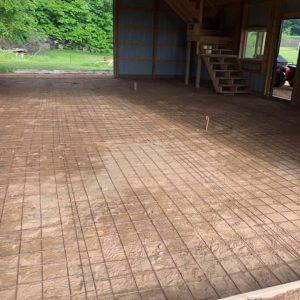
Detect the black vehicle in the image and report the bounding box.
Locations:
[274,55,297,87]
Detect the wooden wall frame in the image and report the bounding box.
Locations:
[113,0,119,78]
[263,0,282,97]
[240,28,267,60]
[264,1,300,99]
[283,11,300,19]
[291,50,300,105]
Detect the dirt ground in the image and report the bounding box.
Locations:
[272,84,293,100]
[0,78,300,300]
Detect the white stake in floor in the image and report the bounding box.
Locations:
[206,116,210,131]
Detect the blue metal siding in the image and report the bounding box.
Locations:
[220,6,240,30]
[119,46,153,60]
[116,0,186,77]
[155,0,186,76]
[245,73,265,94]
[247,3,269,27]
[120,0,154,10]
[240,3,268,94]
[118,62,153,75]
[241,61,265,94]
[117,0,154,76]
[284,1,300,13]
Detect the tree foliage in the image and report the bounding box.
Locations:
[0,0,38,44]
[282,19,300,37]
[0,0,113,52]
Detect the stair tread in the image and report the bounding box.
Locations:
[210,61,238,65]
[219,91,235,95]
[211,49,233,52]
[219,84,247,87]
[214,70,242,73]
[235,91,249,94]
[198,42,249,95]
[202,54,237,57]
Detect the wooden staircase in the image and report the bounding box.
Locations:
[201,44,248,94]
[164,0,249,95]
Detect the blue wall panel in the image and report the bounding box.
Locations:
[284,1,300,13]
[245,73,265,94]
[247,3,269,27]
[241,61,265,94]
[155,62,185,76]
[119,30,153,45]
[155,0,186,76]
[119,46,153,60]
[116,0,186,77]
[118,11,154,27]
[119,0,154,10]
[220,6,240,30]
[119,62,153,75]
[117,0,155,76]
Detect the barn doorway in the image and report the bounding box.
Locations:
[0,0,114,75]
[272,18,300,101]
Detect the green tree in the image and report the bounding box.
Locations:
[282,19,300,36]
[35,0,113,52]
[0,0,113,51]
[0,0,38,44]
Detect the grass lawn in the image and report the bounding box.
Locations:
[279,47,299,64]
[0,49,113,73]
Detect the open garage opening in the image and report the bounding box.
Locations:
[272,18,300,101]
[0,0,114,76]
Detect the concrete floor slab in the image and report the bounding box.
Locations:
[0,78,299,299]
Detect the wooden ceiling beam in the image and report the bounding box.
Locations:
[164,0,199,23]
[207,0,246,5]
[164,0,191,23]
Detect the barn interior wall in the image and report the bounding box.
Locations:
[237,2,269,94]
[115,0,300,98]
[116,0,186,77]
[284,0,300,13]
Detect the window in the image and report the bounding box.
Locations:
[243,30,267,59]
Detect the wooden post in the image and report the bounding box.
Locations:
[291,50,300,106]
[152,0,159,78]
[185,41,192,85]
[198,0,204,25]
[196,53,202,89]
[263,0,282,97]
[195,0,204,88]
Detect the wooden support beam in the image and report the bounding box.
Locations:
[196,55,202,88]
[164,0,199,23]
[152,0,159,78]
[164,0,190,23]
[185,41,192,85]
[198,0,204,26]
[195,0,205,88]
[291,51,300,106]
[263,0,282,97]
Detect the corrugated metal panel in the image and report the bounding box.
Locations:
[244,72,265,94]
[120,0,154,10]
[119,46,153,60]
[284,0,300,13]
[155,2,186,76]
[116,0,186,77]
[247,3,269,27]
[220,6,240,30]
[117,0,155,76]
[241,61,265,93]
[118,62,153,75]
[155,62,185,76]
